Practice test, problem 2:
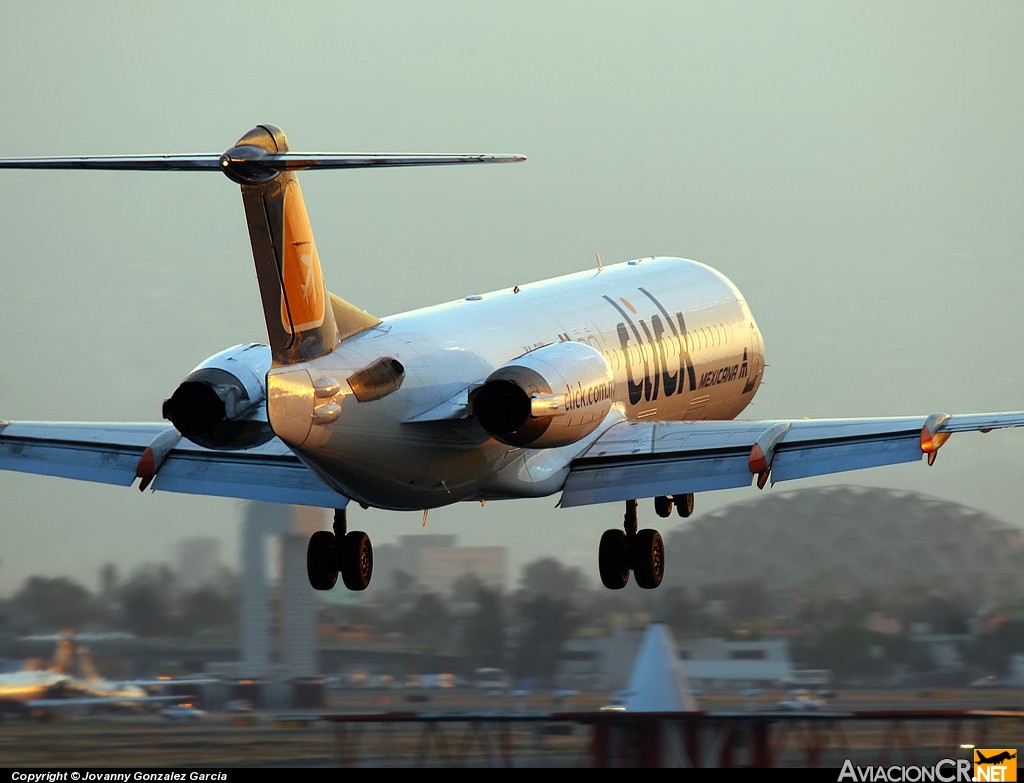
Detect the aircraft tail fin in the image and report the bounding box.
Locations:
[50,633,76,674]
[0,125,524,367]
[76,645,102,683]
[229,125,356,364]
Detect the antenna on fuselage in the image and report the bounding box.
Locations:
[596,251,603,271]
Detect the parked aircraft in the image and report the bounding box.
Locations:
[0,635,181,717]
[0,125,1021,592]
[0,635,78,712]
[72,645,186,712]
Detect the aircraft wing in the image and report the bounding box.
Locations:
[0,421,350,507]
[560,412,1024,507]
[23,693,189,709]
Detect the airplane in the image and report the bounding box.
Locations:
[976,751,1016,765]
[0,124,1022,593]
[0,634,78,711]
[72,645,193,712]
[0,634,183,718]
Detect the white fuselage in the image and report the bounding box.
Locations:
[266,257,765,510]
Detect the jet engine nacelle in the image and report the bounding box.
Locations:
[471,341,615,448]
[162,343,273,450]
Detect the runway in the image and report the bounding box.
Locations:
[2,688,1022,768]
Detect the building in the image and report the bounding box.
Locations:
[373,535,505,596]
[561,630,794,692]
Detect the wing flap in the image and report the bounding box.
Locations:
[0,422,163,486]
[771,434,922,481]
[561,451,752,507]
[0,421,349,508]
[150,449,350,506]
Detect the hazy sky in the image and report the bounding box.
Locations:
[1,1,1022,596]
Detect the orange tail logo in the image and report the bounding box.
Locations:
[279,184,326,334]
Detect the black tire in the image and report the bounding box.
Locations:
[632,528,665,589]
[340,530,373,591]
[654,495,674,518]
[306,531,339,591]
[598,529,630,590]
[675,492,695,518]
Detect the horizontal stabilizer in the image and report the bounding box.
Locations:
[0,127,524,365]
[0,152,525,173]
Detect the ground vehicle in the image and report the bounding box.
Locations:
[161,703,207,720]
[473,668,511,690]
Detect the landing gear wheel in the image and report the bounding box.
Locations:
[598,529,630,590]
[632,529,665,590]
[676,492,695,518]
[340,531,373,591]
[307,530,339,591]
[654,495,674,518]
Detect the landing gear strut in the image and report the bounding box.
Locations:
[598,498,674,590]
[306,508,374,592]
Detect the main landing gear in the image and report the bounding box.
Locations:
[307,508,373,591]
[598,494,693,590]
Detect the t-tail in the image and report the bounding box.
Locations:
[0,125,525,366]
[224,125,373,364]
